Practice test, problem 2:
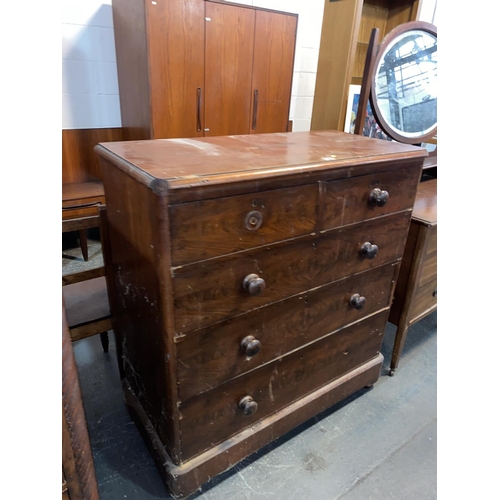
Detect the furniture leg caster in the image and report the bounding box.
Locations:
[365,384,373,389]
[388,369,395,377]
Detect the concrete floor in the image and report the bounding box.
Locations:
[66,234,437,500]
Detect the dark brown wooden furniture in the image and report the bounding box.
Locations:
[96,130,426,498]
[111,0,297,140]
[63,298,100,500]
[62,128,123,260]
[388,178,436,374]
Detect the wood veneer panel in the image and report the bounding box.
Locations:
[250,10,297,134]
[204,2,255,136]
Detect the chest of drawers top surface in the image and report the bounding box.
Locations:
[95,130,426,197]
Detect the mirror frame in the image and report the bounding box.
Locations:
[369,21,437,145]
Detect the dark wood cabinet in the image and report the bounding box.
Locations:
[96,130,426,498]
[112,0,297,140]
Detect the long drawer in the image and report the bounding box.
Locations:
[319,166,421,231]
[173,211,411,333]
[176,262,399,401]
[169,184,318,265]
[179,311,387,460]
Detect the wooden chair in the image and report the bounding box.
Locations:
[62,128,123,260]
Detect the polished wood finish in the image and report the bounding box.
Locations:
[180,311,387,458]
[250,10,297,134]
[62,299,100,500]
[176,262,398,401]
[112,0,152,140]
[319,166,421,230]
[147,0,205,139]
[173,211,411,333]
[62,129,117,260]
[111,0,296,139]
[204,2,255,136]
[311,0,419,132]
[62,128,123,184]
[96,129,426,498]
[170,184,317,265]
[388,178,437,374]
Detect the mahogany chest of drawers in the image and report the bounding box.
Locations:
[95,130,426,498]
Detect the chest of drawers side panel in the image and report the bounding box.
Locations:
[98,156,181,462]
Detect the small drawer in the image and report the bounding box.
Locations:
[409,277,437,322]
[169,184,318,265]
[319,166,421,231]
[178,311,386,460]
[173,211,411,333]
[176,262,399,401]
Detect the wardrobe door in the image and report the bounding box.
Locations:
[147,0,205,139]
[250,11,297,134]
[204,2,255,137]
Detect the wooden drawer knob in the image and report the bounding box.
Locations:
[360,242,378,259]
[241,335,261,357]
[349,293,366,310]
[242,274,266,295]
[369,188,389,207]
[239,396,258,416]
[245,210,263,231]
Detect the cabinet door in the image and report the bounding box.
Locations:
[250,11,297,134]
[204,2,255,137]
[147,0,205,139]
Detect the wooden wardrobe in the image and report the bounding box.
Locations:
[112,0,298,140]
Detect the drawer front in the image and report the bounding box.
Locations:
[320,166,420,231]
[173,211,411,333]
[409,277,437,321]
[177,262,399,401]
[179,311,386,460]
[418,225,437,287]
[170,184,318,265]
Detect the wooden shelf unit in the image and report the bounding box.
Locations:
[311,0,420,131]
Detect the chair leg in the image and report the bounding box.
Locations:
[78,229,89,261]
[100,332,109,353]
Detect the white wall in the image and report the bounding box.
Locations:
[62,0,120,129]
[62,0,325,131]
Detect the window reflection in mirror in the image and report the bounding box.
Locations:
[374,30,437,139]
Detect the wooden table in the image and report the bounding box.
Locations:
[388,178,437,375]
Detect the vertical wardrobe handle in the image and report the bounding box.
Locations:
[252,89,259,130]
[196,88,202,132]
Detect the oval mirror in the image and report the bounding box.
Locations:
[370,22,437,144]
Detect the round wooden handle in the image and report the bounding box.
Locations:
[360,242,379,259]
[242,274,266,295]
[241,335,261,357]
[245,210,263,231]
[349,293,366,310]
[239,396,258,416]
[369,188,389,207]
